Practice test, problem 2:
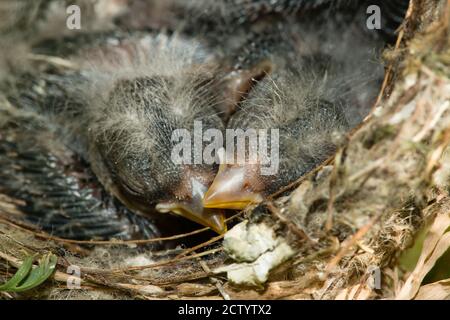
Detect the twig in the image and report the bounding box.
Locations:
[347,158,386,183]
[266,202,314,243]
[268,156,334,200]
[0,212,242,246]
[374,0,411,107]
[175,234,224,259]
[326,213,383,273]
[109,248,223,273]
[199,260,230,301]
[326,149,343,231]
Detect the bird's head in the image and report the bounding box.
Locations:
[203,68,350,211]
[86,71,228,234]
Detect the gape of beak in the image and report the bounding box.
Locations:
[203,162,264,210]
[156,177,227,234]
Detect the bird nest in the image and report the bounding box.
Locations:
[1,0,449,300]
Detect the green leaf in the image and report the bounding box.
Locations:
[0,253,57,293]
[0,255,34,291]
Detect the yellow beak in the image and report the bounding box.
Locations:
[203,164,264,210]
[156,201,227,234]
[156,177,227,234]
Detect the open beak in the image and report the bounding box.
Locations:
[203,164,264,210]
[156,178,227,234]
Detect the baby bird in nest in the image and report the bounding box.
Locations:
[1,31,229,238]
[0,0,409,239]
[203,1,405,209]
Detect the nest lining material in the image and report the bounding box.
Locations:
[1,0,450,300]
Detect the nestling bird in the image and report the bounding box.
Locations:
[1,30,229,238]
[0,0,410,238]
[203,1,402,210]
